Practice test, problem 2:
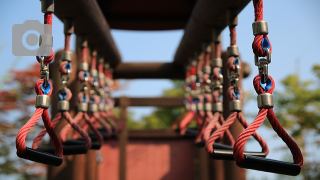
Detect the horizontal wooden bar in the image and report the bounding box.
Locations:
[128,129,196,139]
[113,62,185,79]
[114,97,185,107]
[55,0,121,67]
[113,62,250,79]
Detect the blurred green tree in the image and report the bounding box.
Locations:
[272,64,320,179]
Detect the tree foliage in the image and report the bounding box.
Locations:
[272,64,320,179]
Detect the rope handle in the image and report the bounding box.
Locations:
[233,75,303,167]
[16,80,63,158]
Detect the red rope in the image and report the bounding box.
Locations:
[179,111,196,135]
[64,34,71,51]
[90,54,96,70]
[32,112,62,149]
[16,79,63,157]
[229,26,237,46]
[233,75,303,167]
[252,0,272,57]
[36,13,54,64]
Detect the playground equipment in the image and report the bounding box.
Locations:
[14,0,304,178]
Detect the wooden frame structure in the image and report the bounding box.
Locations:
[49,0,253,180]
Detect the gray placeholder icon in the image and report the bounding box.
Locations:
[12,20,52,56]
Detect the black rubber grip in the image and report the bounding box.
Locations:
[237,154,301,176]
[65,139,101,150]
[211,149,266,161]
[37,145,88,155]
[195,142,233,149]
[17,147,62,166]
[88,131,109,141]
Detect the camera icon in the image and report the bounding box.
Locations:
[12,20,53,56]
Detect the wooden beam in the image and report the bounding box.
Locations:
[97,0,195,30]
[113,62,185,79]
[54,0,121,67]
[114,97,185,107]
[173,0,250,65]
[113,61,250,79]
[128,129,196,139]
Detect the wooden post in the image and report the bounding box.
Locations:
[119,96,129,180]
[221,52,246,180]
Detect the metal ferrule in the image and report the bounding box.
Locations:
[98,73,105,80]
[257,93,274,109]
[197,72,203,79]
[78,63,89,72]
[64,19,74,34]
[104,104,111,111]
[203,66,211,74]
[185,103,191,110]
[98,89,105,96]
[197,103,203,111]
[62,51,72,62]
[190,90,199,98]
[57,100,69,111]
[39,34,53,47]
[190,75,197,82]
[186,77,191,84]
[78,103,88,112]
[213,102,223,112]
[88,104,98,112]
[35,95,50,109]
[98,103,105,111]
[212,58,222,68]
[41,0,54,13]
[229,100,242,112]
[191,104,197,111]
[252,21,268,36]
[90,69,98,77]
[227,45,239,57]
[205,103,212,111]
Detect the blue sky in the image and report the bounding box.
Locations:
[1,0,320,179]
